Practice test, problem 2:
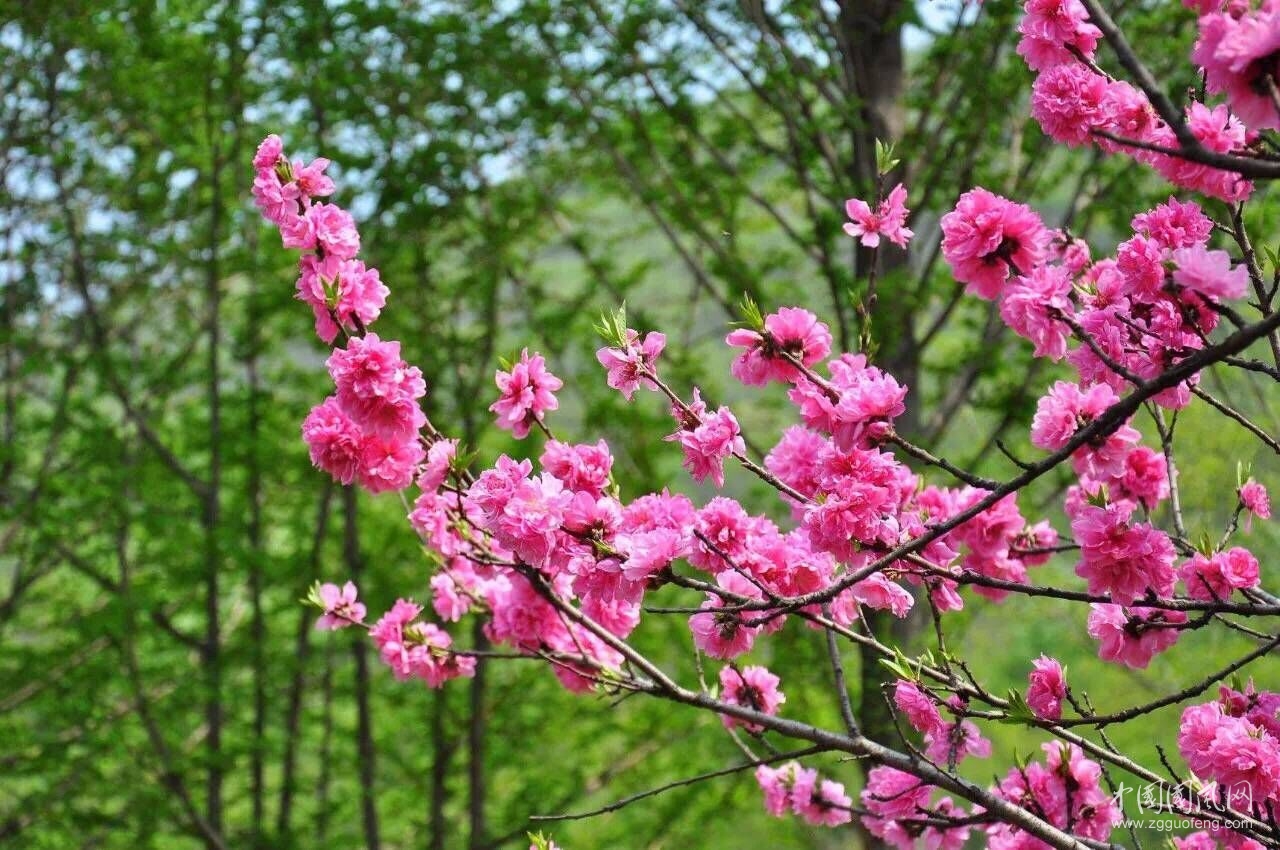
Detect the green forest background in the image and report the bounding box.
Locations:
[2,2,1279,848]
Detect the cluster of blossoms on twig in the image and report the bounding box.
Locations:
[250,0,1280,847]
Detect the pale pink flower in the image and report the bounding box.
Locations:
[595,329,666,400]
[315,581,366,630]
[843,183,913,248]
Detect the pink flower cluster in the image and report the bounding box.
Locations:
[755,761,852,827]
[1179,684,1280,813]
[1019,1,1256,201]
[988,743,1120,850]
[259,124,1279,849]
[370,599,476,686]
[253,136,388,342]
[255,136,426,494]
[860,766,971,850]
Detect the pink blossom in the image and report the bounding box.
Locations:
[296,254,390,344]
[689,602,759,660]
[791,771,853,827]
[725,307,832,386]
[1241,479,1271,525]
[999,265,1075,360]
[417,438,459,493]
[595,329,666,400]
[1026,655,1067,720]
[370,598,424,679]
[1173,245,1250,300]
[1031,63,1109,146]
[718,665,786,732]
[1149,104,1255,202]
[1087,603,1186,668]
[430,569,474,622]
[1031,381,1140,477]
[861,766,929,821]
[755,764,792,816]
[327,333,427,442]
[1072,503,1177,604]
[252,169,300,224]
[1179,547,1260,600]
[788,354,908,450]
[843,183,913,248]
[493,472,573,569]
[254,134,284,170]
[894,680,946,736]
[1193,6,1280,130]
[924,719,992,765]
[279,210,316,250]
[1110,445,1171,510]
[1132,197,1214,251]
[302,396,366,486]
[988,743,1119,850]
[851,573,915,618]
[941,188,1049,299]
[490,349,564,439]
[315,581,366,630]
[667,393,744,487]
[292,156,335,198]
[1016,0,1102,71]
[764,426,829,504]
[307,202,361,260]
[541,439,613,496]
[357,434,426,493]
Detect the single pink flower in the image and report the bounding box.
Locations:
[843,183,913,248]
[1026,655,1067,720]
[490,349,564,438]
[596,329,666,400]
[718,665,786,732]
[315,580,366,630]
[941,188,1049,299]
[725,307,832,386]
